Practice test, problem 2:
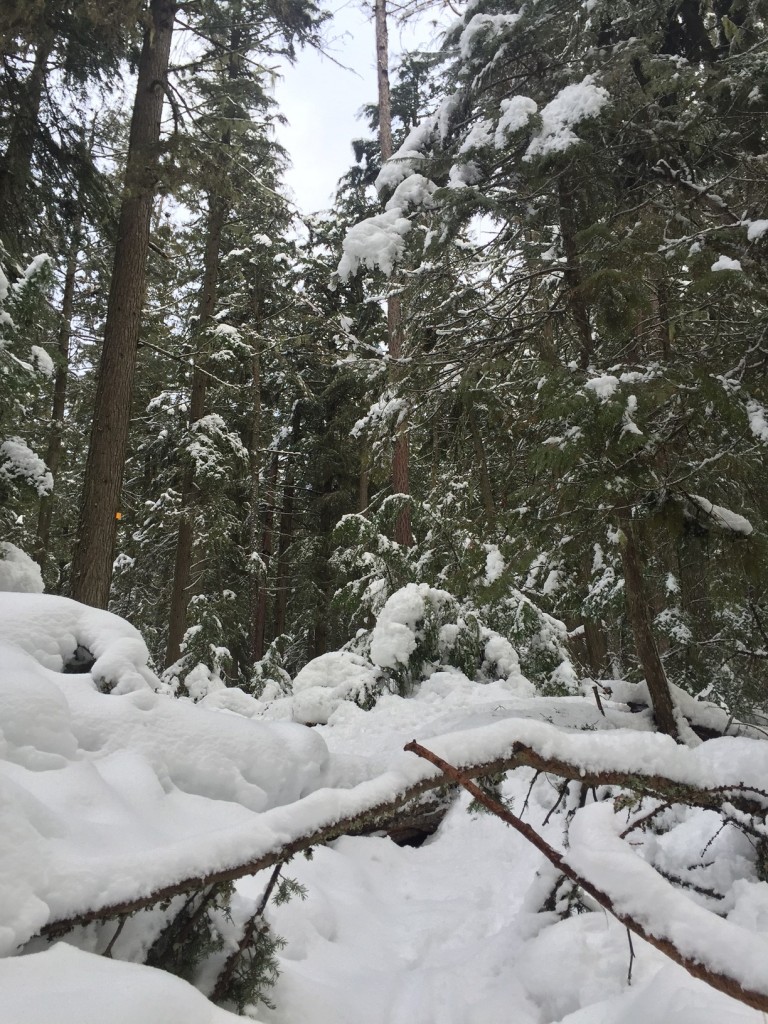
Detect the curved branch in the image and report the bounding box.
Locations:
[405,740,768,1015]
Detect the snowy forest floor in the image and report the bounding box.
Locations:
[1,589,767,1024]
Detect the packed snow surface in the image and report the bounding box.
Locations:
[1,593,767,1023]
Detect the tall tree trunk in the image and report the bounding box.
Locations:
[0,26,53,262]
[70,0,176,608]
[164,192,227,667]
[273,461,295,639]
[465,390,495,525]
[34,210,82,573]
[619,511,679,738]
[358,446,370,513]
[252,453,278,662]
[375,0,412,547]
[557,173,592,368]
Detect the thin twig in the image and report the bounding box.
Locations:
[103,915,127,958]
[627,928,635,986]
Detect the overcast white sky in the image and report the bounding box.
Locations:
[273,3,446,216]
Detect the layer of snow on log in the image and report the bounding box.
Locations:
[566,802,768,996]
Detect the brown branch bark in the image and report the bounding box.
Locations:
[38,736,767,940]
[404,741,768,1015]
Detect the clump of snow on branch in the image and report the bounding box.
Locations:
[0,437,53,495]
[686,494,753,536]
[524,76,609,159]
[375,118,436,193]
[30,344,54,376]
[338,175,436,280]
[458,12,522,58]
[711,255,742,272]
[746,219,768,241]
[494,96,538,148]
[746,399,768,442]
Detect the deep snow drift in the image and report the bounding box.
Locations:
[0,586,766,1023]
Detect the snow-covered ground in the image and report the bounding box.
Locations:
[0,580,766,1022]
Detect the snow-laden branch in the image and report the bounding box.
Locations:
[405,740,768,1015]
[38,718,768,940]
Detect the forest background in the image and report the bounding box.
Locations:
[4,0,768,731]
[3,0,768,1021]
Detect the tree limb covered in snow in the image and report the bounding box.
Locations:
[405,740,768,1015]
[39,729,768,940]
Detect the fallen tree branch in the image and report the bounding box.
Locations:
[404,740,768,1015]
[38,732,768,939]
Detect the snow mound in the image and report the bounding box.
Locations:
[0,594,331,954]
[0,944,247,1024]
[0,542,44,593]
[289,651,382,724]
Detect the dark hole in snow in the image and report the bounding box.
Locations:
[63,645,96,674]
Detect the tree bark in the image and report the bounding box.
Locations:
[34,217,81,573]
[70,0,177,608]
[465,391,495,525]
[557,173,592,368]
[251,453,279,662]
[273,460,295,640]
[0,26,53,262]
[164,192,227,667]
[619,512,679,738]
[375,0,412,547]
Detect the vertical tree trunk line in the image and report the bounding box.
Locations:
[375,0,412,547]
[70,0,177,608]
[164,191,227,668]
[34,209,82,573]
[0,25,54,262]
[251,453,279,662]
[557,173,592,369]
[164,17,242,665]
[618,511,679,739]
[273,461,295,639]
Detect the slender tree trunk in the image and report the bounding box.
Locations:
[375,0,412,547]
[0,26,53,262]
[273,461,295,639]
[358,446,370,513]
[247,288,263,663]
[557,173,592,368]
[164,192,227,667]
[252,453,278,662]
[465,392,495,525]
[619,511,679,738]
[70,0,176,608]
[35,211,82,572]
